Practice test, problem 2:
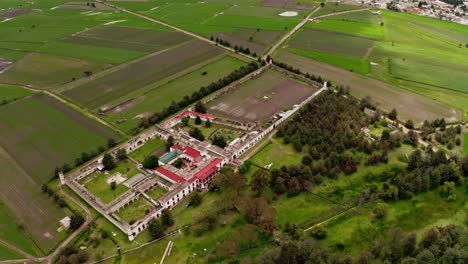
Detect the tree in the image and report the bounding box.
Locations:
[143,155,159,169]
[102,153,116,171]
[110,181,116,190]
[194,101,207,113]
[405,120,414,129]
[372,202,388,219]
[148,219,164,240]
[212,135,227,148]
[116,148,127,160]
[310,226,328,239]
[189,127,205,141]
[189,192,202,207]
[205,119,212,128]
[160,210,174,227]
[251,169,269,196]
[388,108,398,120]
[195,116,202,125]
[243,197,276,233]
[181,117,189,126]
[107,138,117,148]
[70,215,84,230]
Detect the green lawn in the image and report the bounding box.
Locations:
[129,137,166,163]
[146,186,167,201]
[306,19,384,39]
[81,160,140,204]
[0,85,33,104]
[115,197,154,224]
[324,10,381,24]
[249,138,304,169]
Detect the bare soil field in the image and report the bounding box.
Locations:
[0,53,104,89]
[57,2,114,10]
[208,69,317,123]
[62,40,223,109]
[0,9,31,19]
[63,26,191,53]
[275,51,461,124]
[261,0,316,10]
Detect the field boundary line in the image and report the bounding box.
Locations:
[98,0,256,61]
[312,7,370,19]
[0,239,34,259]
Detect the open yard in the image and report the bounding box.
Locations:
[81,160,140,204]
[208,69,317,123]
[61,40,223,110]
[115,197,154,224]
[146,186,167,201]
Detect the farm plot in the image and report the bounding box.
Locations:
[56,2,114,10]
[0,93,120,182]
[62,40,223,110]
[324,9,381,24]
[0,147,68,254]
[63,25,191,53]
[0,53,104,89]
[0,85,32,104]
[306,19,384,39]
[103,55,246,133]
[275,51,461,124]
[208,69,317,123]
[311,3,363,17]
[260,0,317,10]
[0,8,31,19]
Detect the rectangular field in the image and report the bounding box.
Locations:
[0,85,33,103]
[0,93,120,181]
[62,40,223,109]
[208,69,318,123]
[103,55,246,132]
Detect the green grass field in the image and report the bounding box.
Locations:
[129,137,166,163]
[0,245,22,260]
[324,10,381,24]
[311,3,363,17]
[0,85,33,103]
[102,55,246,132]
[115,197,154,224]
[307,19,383,39]
[81,160,139,204]
[146,186,167,200]
[249,138,304,169]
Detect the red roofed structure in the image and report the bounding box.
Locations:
[170,144,201,161]
[194,158,222,186]
[155,167,185,183]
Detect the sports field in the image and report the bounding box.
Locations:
[61,40,223,109]
[208,69,317,123]
[103,55,246,132]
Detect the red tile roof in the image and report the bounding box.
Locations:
[184,146,201,159]
[171,144,184,151]
[156,167,185,183]
[194,158,222,182]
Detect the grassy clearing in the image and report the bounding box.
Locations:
[324,10,381,24]
[146,186,167,200]
[128,137,166,163]
[103,55,245,133]
[115,197,154,224]
[62,40,222,109]
[0,85,33,103]
[81,160,139,204]
[249,138,303,169]
[0,93,120,181]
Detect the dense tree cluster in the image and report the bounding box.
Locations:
[143,155,159,169]
[135,62,260,134]
[276,92,370,178]
[58,246,89,264]
[41,184,67,208]
[148,209,174,240]
[270,165,319,196]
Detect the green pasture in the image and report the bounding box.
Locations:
[81,160,139,204]
[307,19,384,39]
[0,85,33,103]
[129,137,166,163]
[0,203,40,257]
[115,197,154,224]
[0,93,120,182]
[311,3,363,17]
[0,245,22,260]
[103,55,245,133]
[324,10,381,24]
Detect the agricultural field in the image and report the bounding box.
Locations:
[311,2,364,17]
[113,0,308,54]
[282,9,468,121]
[208,69,317,123]
[102,55,246,133]
[61,40,223,110]
[0,84,33,103]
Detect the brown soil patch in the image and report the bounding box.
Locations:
[107,96,145,114]
[261,0,315,10]
[0,9,31,19]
